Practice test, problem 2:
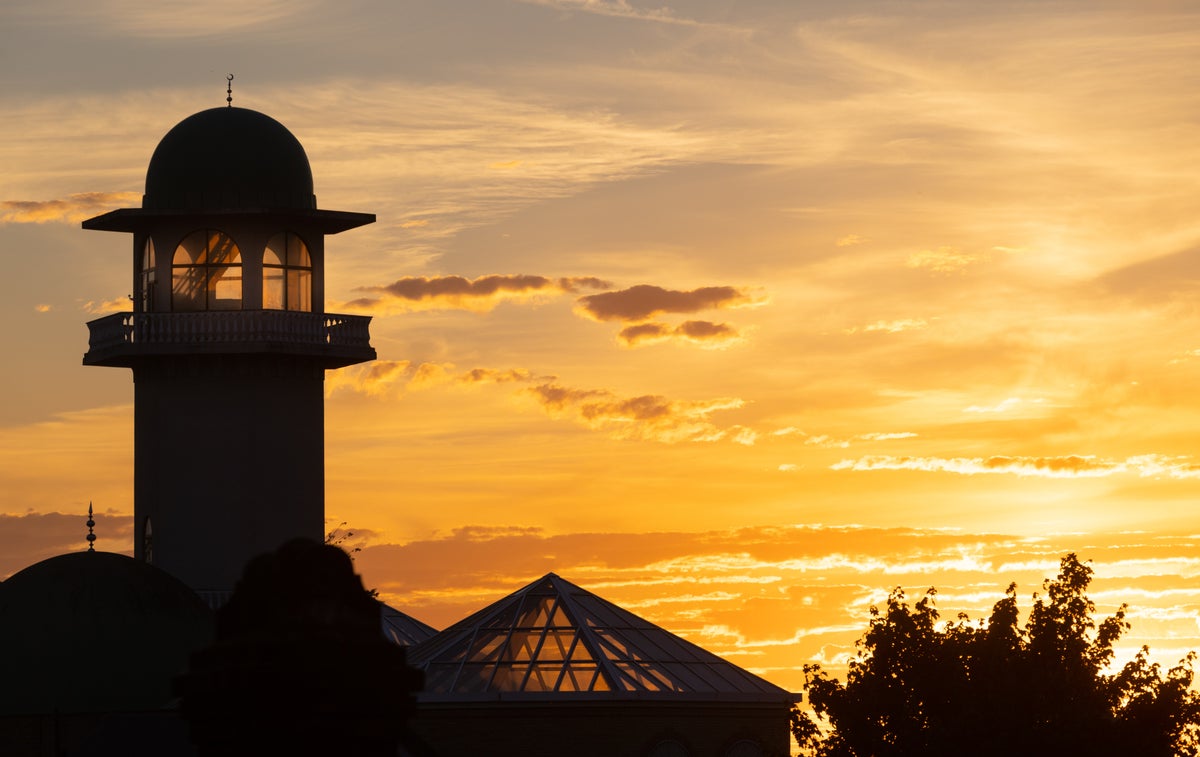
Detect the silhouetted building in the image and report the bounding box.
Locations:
[0,551,212,755]
[81,105,375,595]
[1,98,798,757]
[407,573,797,756]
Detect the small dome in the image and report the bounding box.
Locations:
[0,551,213,714]
[144,107,316,211]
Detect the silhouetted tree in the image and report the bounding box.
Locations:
[177,539,422,757]
[793,554,1200,757]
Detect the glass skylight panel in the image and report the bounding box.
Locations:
[468,630,508,662]
[523,664,560,691]
[539,629,575,661]
[659,662,715,692]
[457,664,493,694]
[569,638,595,663]
[482,602,519,629]
[424,663,460,694]
[410,572,793,700]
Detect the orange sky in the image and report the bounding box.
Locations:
[4,0,1200,696]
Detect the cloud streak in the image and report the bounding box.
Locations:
[905,247,987,274]
[344,274,611,314]
[18,0,319,39]
[844,319,929,335]
[833,454,1200,480]
[617,320,742,348]
[526,382,749,443]
[576,284,758,322]
[1,192,140,224]
[517,0,705,26]
[0,511,133,578]
[326,360,551,398]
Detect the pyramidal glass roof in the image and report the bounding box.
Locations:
[381,602,438,646]
[407,573,795,703]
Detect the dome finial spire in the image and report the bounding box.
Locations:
[226,74,234,108]
[86,502,96,552]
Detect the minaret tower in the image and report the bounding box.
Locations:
[81,95,375,596]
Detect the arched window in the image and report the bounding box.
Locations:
[172,230,242,311]
[140,237,156,312]
[263,232,312,311]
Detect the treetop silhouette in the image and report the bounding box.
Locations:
[793,553,1200,756]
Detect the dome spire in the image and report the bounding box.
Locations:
[226,74,234,108]
[86,502,96,552]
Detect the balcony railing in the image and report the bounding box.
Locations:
[84,310,374,366]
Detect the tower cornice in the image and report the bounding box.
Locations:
[82,207,375,235]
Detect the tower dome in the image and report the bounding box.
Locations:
[0,551,213,714]
[144,106,316,211]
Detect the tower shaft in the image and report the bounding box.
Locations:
[133,355,325,592]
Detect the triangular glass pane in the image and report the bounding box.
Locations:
[492,663,529,691]
[538,630,573,662]
[483,602,519,629]
[659,662,710,692]
[574,595,628,628]
[500,628,541,661]
[456,664,494,694]
[516,596,555,628]
[424,663,459,694]
[549,603,573,629]
[589,667,611,692]
[625,630,674,660]
[468,631,508,663]
[614,667,641,692]
[617,662,670,692]
[568,637,595,663]
[523,664,558,692]
[558,665,581,692]
[594,631,631,661]
[441,636,475,663]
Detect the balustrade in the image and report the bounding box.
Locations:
[85,311,373,354]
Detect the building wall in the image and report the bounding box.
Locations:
[133,354,326,592]
[407,700,792,757]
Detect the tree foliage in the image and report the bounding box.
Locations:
[793,554,1200,756]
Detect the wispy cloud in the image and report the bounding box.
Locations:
[326,361,554,398]
[905,246,987,274]
[774,428,917,449]
[517,0,702,26]
[526,382,746,443]
[833,454,1200,479]
[27,0,319,39]
[81,297,132,315]
[963,397,1030,413]
[844,318,929,335]
[0,511,133,577]
[617,320,742,348]
[1,192,140,225]
[326,360,412,397]
[344,274,611,314]
[576,284,759,322]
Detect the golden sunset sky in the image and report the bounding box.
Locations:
[4,0,1200,694]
